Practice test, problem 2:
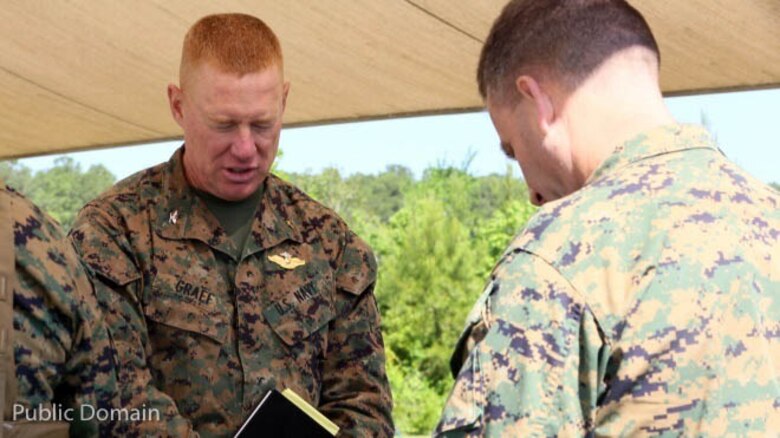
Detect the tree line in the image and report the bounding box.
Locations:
[2,156,779,434]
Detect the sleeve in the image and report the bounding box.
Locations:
[69,203,199,438]
[11,194,116,437]
[435,250,605,437]
[318,229,394,437]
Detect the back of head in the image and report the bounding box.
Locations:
[180,13,283,87]
[478,0,659,100]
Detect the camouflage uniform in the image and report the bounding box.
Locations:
[70,148,393,437]
[436,125,780,436]
[1,185,117,437]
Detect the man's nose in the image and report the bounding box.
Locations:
[530,190,546,206]
[231,126,256,159]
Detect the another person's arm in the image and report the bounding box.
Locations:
[11,191,116,437]
[436,251,604,437]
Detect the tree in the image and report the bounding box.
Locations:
[286,167,359,217]
[385,349,444,434]
[476,198,536,273]
[0,157,115,229]
[374,194,488,433]
[285,165,414,228]
[471,166,528,216]
[0,160,33,193]
[348,165,413,222]
[416,167,481,228]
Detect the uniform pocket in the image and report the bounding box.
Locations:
[144,259,229,344]
[259,275,335,405]
[143,291,228,344]
[141,288,228,404]
[262,274,334,347]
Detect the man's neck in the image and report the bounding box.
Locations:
[194,183,265,258]
[565,50,676,183]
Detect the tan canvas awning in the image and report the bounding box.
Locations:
[1,0,778,160]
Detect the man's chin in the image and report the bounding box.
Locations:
[215,182,263,202]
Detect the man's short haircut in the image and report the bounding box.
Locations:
[478,0,659,100]
[180,13,282,85]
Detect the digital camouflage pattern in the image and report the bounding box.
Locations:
[69,148,393,438]
[436,125,780,436]
[4,185,117,437]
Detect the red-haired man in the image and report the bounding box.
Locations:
[71,13,393,437]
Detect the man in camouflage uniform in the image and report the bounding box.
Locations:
[1,185,117,437]
[436,1,779,436]
[69,13,393,437]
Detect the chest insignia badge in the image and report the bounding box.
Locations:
[269,251,306,270]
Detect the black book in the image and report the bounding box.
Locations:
[234,388,339,438]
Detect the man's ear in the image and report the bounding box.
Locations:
[167,83,185,128]
[514,75,555,134]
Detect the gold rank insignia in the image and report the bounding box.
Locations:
[268,251,306,269]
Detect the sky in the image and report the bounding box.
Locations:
[13,88,780,185]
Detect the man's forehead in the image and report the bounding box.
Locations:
[183,58,284,88]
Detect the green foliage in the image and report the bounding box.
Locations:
[771,182,780,192]
[348,165,413,222]
[471,166,529,218]
[377,195,483,389]
[287,168,358,217]
[414,167,481,227]
[386,350,443,434]
[0,160,33,193]
[0,157,115,230]
[476,199,537,273]
[285,165,413,226]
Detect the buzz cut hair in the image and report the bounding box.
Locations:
[477,0,659,100]
[180,13,283,86]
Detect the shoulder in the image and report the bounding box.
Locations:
[4,185,93,318]
[3,184,68,250]
[267,174,356,239]
[267,175,376,292]
[83,161,168,217]
[71,161,170,245]
[68,166,168,284]
[490,247,586,319]
[511,146,734,267]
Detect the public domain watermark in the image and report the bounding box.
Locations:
[13,403,161,422]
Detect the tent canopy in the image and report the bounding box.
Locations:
[1,0,778,160]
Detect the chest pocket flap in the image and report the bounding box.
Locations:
[263,276,334,346]
[143,292,227,344]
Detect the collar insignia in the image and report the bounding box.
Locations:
[169,209,179,225]
[269,251,306,270]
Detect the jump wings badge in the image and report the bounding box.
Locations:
[268,251,306,270]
